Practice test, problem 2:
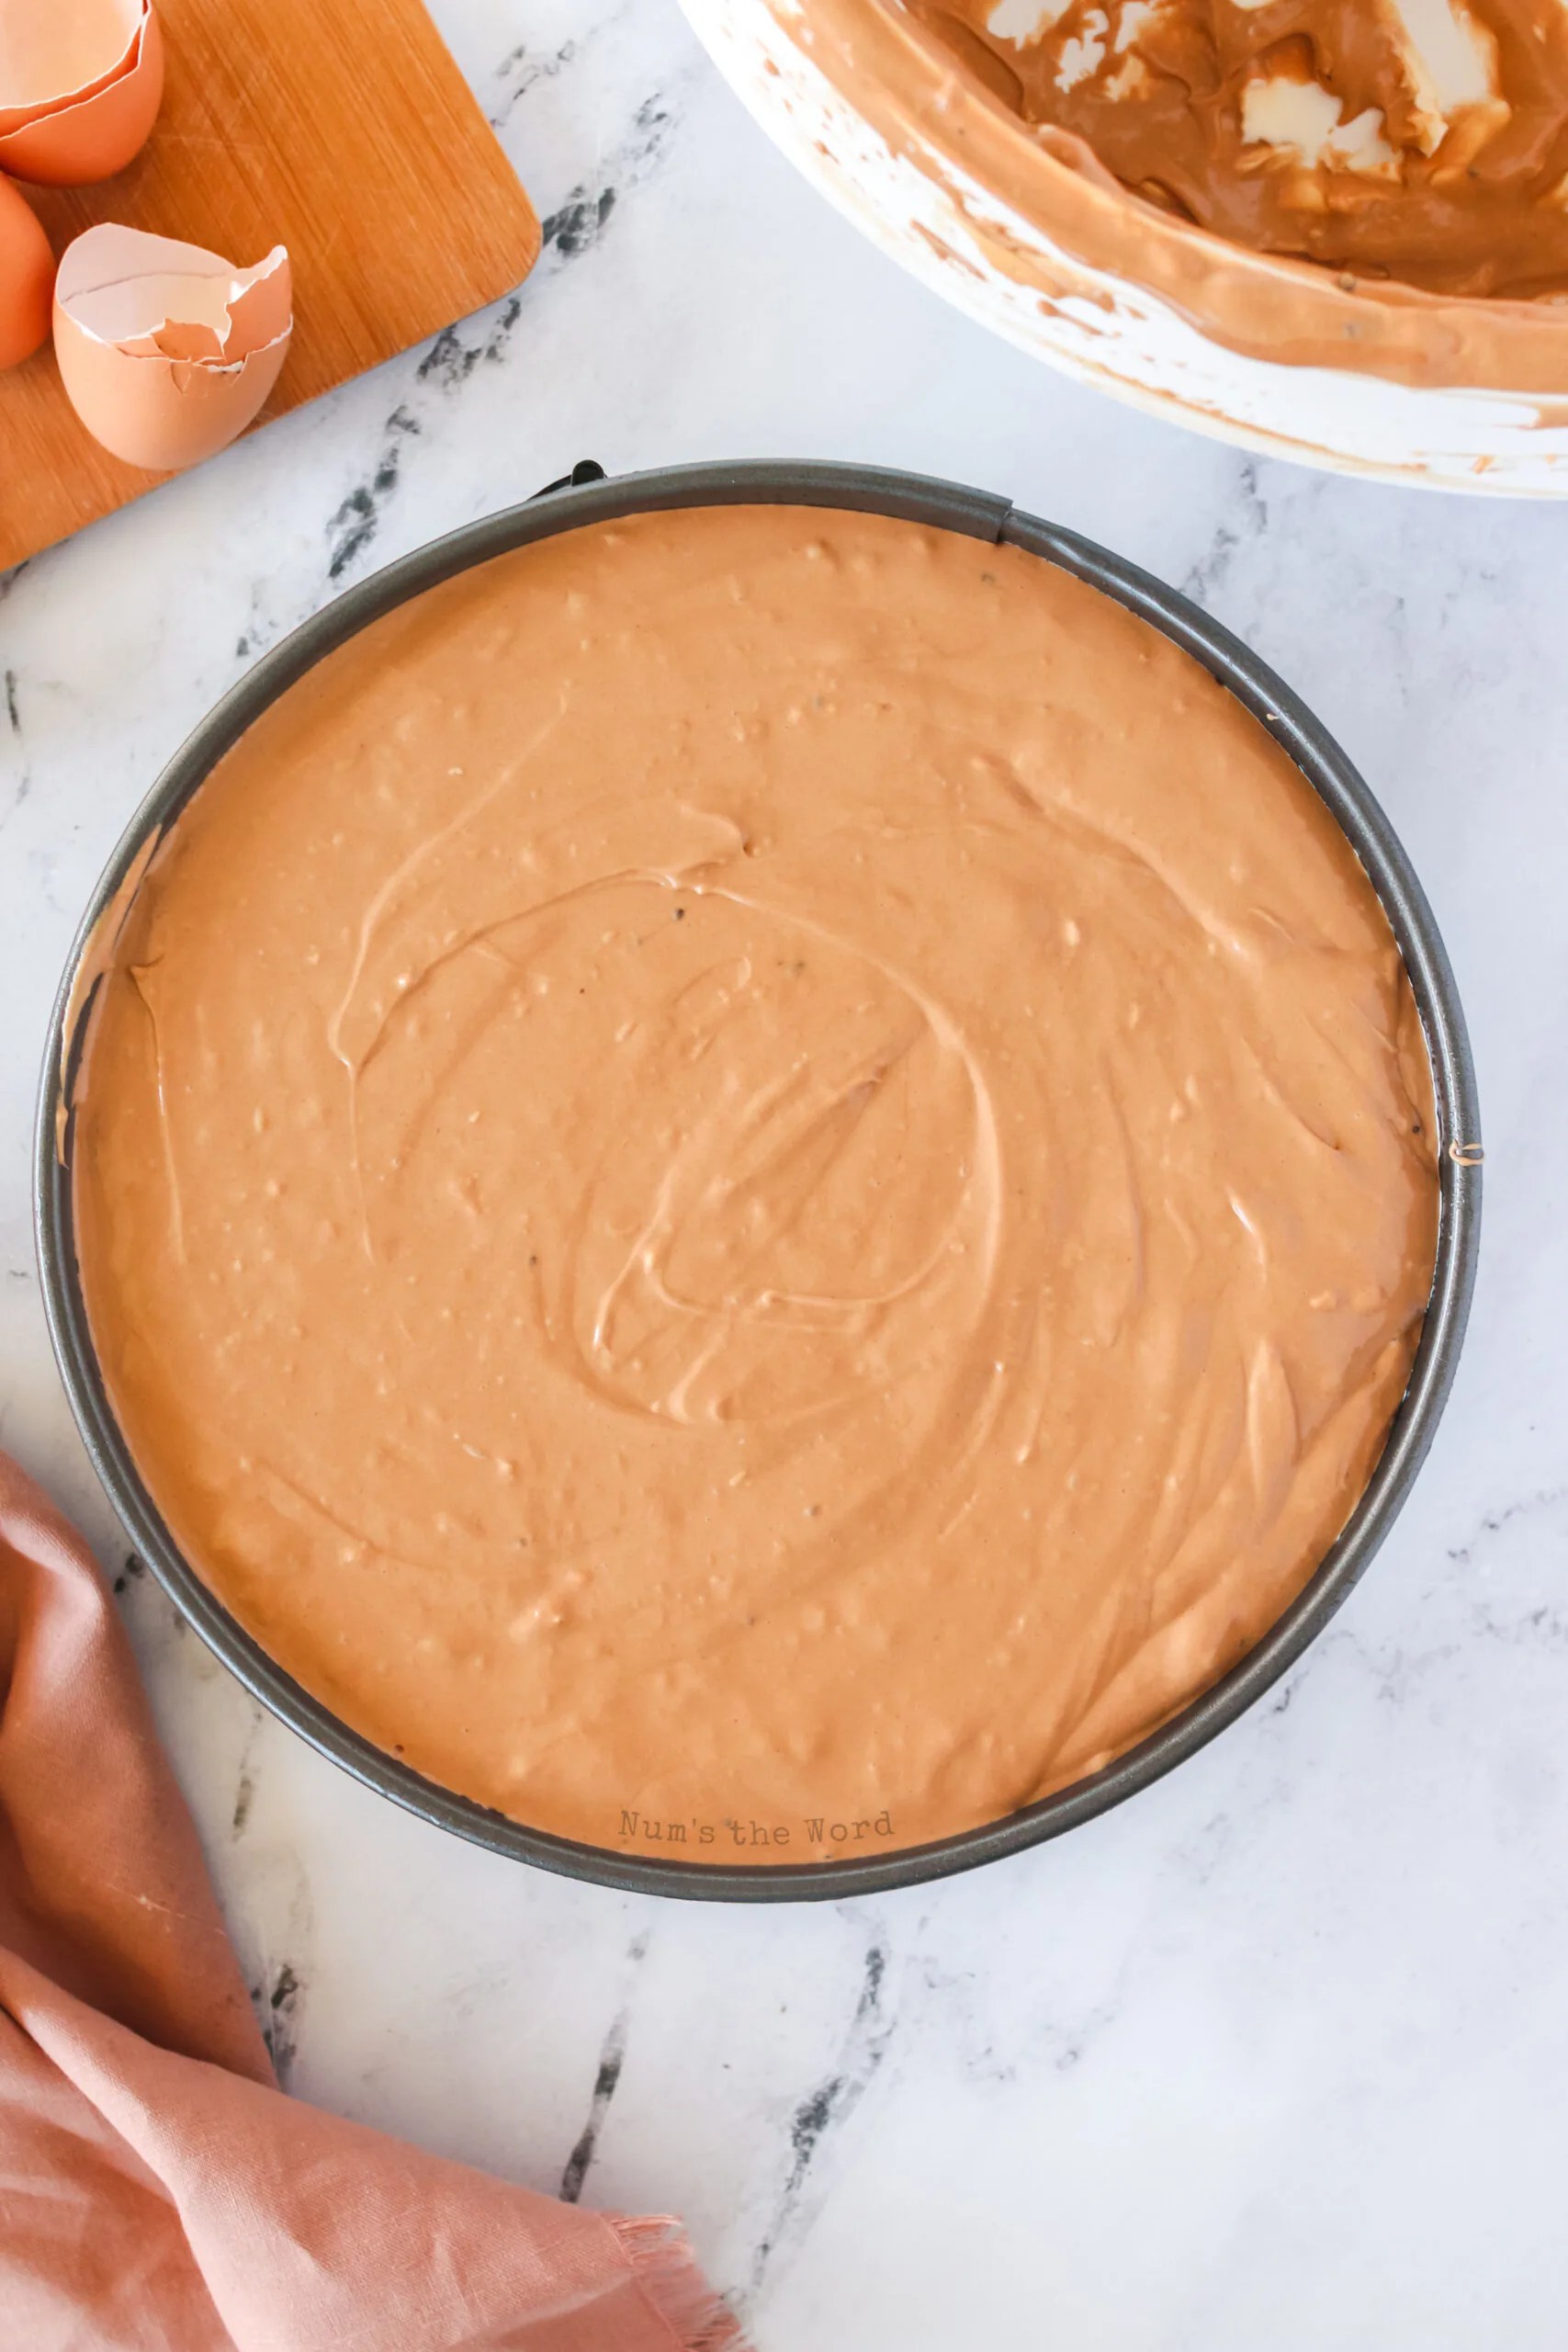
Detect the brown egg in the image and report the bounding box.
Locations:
[53,224,293,471]
[0,1,164,188]
[0,173,51,368]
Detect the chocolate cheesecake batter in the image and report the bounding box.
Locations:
[912,0,1568,294]
[72,506,1439,1862]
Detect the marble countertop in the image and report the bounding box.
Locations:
[4,4,1566,2344]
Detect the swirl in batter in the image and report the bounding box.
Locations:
[71,506,1439,1860]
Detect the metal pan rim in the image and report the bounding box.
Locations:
[34,458,1482,1903]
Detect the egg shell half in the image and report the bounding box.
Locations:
[53,225,292,472]
[0,173,52,368]
[0,3,164,188]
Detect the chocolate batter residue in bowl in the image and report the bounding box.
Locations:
[913,0,1568,294]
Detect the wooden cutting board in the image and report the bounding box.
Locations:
[0,0,540,571]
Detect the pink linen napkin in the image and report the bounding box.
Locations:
[0,1452,746,2350]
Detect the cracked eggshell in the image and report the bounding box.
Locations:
[0,172,52,368]
[53,224,292,471]
[0,0,164,187]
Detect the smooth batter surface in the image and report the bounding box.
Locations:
[914,0,1568,294]
[72,506,1439,1863]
